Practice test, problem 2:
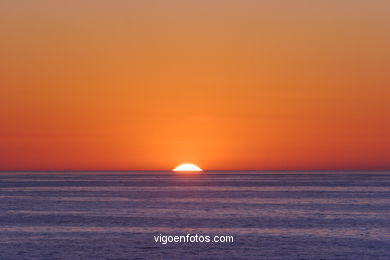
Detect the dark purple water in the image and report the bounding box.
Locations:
[0,171,389,259]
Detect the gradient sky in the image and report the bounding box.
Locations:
[0,1,389,171]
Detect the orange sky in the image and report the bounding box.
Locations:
[0,1,389,171]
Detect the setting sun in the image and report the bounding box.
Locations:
[173,164,203,172]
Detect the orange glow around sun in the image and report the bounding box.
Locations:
[0,1,389,171]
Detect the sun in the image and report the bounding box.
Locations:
[173,163,203,172]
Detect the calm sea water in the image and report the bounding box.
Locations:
[0,171,389,259]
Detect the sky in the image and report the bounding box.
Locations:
[0,1,389,171]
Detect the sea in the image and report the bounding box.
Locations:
[0,171,389,259]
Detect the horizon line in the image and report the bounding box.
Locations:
[0,169,389,172]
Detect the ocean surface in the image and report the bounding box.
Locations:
[0,171,389,260]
